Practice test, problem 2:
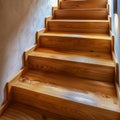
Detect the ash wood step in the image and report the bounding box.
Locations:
[21,70,116,97]
[0,102,72,120]
[54,9,108,20]
[47,20,109,34]
[39,32,111,53]
[60,0,107,9]
[8,78,120,120]
[27,49,115,82]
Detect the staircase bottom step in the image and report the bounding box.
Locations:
[0,102,72,120]
[8,70,120,120]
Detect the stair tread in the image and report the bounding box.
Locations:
[62,0,107,2]
[57,8,107,10]
[54,8,108,20]
[49,19,108,22]
[11,72,119,112]
[21,70,115,96]
[0,102,69,120]
[48,19,109,34]
[30,48,115,67]
[42,32,111,40]
[60,0,107,9]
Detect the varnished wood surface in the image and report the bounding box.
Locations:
[54,9,108,20]
[0,102,9,116]
[47,20,109,34]
[34,48,114,66]
[28,48,115,82]
[0,102,73,120]
[21,69,116,97]
[5,0,120,119]
[60,0,107,9]
[39,32,111,53]
[8,78,120,120]
[43,32,111,39]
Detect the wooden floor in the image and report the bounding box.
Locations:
[0,102,74,120]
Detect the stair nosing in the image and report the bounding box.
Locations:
[29,50,115,68]
[49,19,109,22]
[56,8,107,11]
[41,33,111,40]
[11,79,120,112]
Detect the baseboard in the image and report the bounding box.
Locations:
[0,101,9,116]
[115,82,120,105]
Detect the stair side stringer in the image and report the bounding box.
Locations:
[45,16,52,32]
[58,0,62,8]
[0,68,26,116]
[0,28,46,116]
[110,31,120,104]
[24,28,46,68]
[108,7,119,100]
[52,7,58,19]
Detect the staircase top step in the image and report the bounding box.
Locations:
[49,19,109,23]
[62,0,107,3]
[60,0,107,9]
[11,71,119,112]
[57,8,107,11]
[42,32,111,40]
[29,48,115,67]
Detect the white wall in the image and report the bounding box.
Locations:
[115,0,120,84]
[0,0,52,105]
[51,0,58,6]
[108,0,120,84]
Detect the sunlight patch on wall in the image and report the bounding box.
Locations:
[114,14,119,35]
[51,0,58,6]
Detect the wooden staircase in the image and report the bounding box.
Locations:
[1,0,120,119]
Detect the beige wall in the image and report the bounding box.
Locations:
[0,0,52,105]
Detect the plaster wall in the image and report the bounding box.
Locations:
[0,0,52,105]
[51,0,57,6]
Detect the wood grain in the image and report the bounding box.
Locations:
[7,79,120,120]
[21,69,116,97]
[60,0,107,9]
[0,101,9,116]
[45,16,52,32]
[0,102,73,120]
[52,7,58,18]
[47,20,109,34]
[39,32,111,53]
[24,45,37,67]
[4,0,120,119]
[36,28,45,44]
[28,48,115,82]
[54,9,108,20]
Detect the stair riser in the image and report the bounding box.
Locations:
[39,35,111,53]
[28,56,114,82]
[47,21,109,34]
[54,10,108,20]
[12,86,119,120]
[60,0,107,9]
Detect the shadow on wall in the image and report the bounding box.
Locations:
[0,0,52,105]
